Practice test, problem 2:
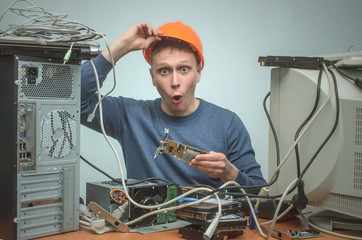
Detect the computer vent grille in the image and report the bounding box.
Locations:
[356,107,362,146]
[355,152,362,191]
[20,64,74,99]
[313,193,362,218]
[40,110,78,158]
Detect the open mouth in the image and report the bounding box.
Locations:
[172,95,182,103]
[173,95,181,101]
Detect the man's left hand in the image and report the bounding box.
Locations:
[189,151,239,183]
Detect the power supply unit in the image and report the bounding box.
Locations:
[86,179,179,228]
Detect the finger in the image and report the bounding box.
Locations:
[144,22,162,36]
[139,22,160,37]
[146,24,153,36]
[141,24,150,38]
[189,163,223,178]
[190,158,225,169]
[195,153,217,161]
[144,36,160,49]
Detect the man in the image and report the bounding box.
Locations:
[81,21,266,188]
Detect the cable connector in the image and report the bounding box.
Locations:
[292,181,308,210]
[89,219,114,234]
[87,113,95,122]
[203,212,221,240]
[63,42,75,65]
[112,202,128,219]
[63,48,72,64]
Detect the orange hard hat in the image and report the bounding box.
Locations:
[143,21,204,70]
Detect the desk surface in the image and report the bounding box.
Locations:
[35,217,361,240]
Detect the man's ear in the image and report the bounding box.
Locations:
[149,68,156,86]
[196,64,202,83]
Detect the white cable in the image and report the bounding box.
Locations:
[259,204,294,226]
[244,179,296,239]
[79,219,90,227]
[79,214,93,223]
[0,0,104,42]
[125,189,219,226]
[268,63,334,184]
[220,181,268,239]
[124,187,221,239]
[266,179,298,238]
[87,34,116,122]
[298,209,362,240]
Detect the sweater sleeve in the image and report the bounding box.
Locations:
[227,114,267,187]
[81,53,113,109]
[80,53,123,139]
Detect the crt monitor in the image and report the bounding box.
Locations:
[267,62,362,224]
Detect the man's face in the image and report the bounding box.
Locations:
[150,48,201,117]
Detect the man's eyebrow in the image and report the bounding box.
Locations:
[155,60,193,67]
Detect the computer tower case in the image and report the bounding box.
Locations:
[0,40,97,239]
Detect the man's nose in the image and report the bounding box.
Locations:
[171,71,180,89]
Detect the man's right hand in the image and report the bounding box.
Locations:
[102,22,162,63]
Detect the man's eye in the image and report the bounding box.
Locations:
[160,69,168,75]
[181,67,188,72]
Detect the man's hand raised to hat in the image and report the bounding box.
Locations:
[102,22,162,63]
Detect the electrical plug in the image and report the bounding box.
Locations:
[292,181,308,210]
[203,212,221,240]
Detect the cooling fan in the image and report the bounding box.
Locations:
[40,110,78,158]
[128,184,178,228]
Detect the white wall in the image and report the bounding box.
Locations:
[2,0,362,200]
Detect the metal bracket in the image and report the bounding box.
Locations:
[88,201,129,233]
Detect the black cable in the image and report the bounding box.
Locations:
[262,91,280,186]
[125,177,172,186]
[210,63,341,200]
[294,67,323,177]
[80,154,120,183]
[218,91,282,190]
[205,90,284,196]
[326,60,362,89]
[80,155,172,185]
[298,67,340,181]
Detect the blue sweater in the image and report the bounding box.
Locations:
[81,53,266,188]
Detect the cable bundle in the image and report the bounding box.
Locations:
[0,0,103,42]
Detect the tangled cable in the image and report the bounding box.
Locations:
[0,0,103,42]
